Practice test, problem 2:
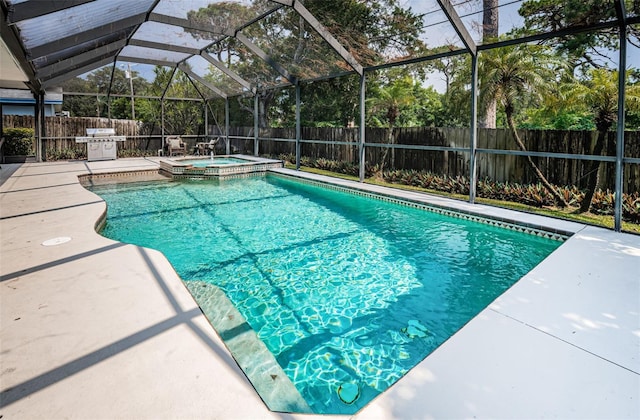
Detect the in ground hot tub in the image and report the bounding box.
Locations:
[159,155,283,178]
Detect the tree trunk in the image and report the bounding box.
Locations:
[579,130,607,213]
[480,100,497,129]
[483,0,499,38]
[377,127,394,175]
[506,112,569,207]
[481,0,499,129]
[259,90,276,128]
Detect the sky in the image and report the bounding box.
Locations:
[93,0,638,94]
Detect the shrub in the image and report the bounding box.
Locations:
[589,190,640,223]
[278,153,296,164]
[3,127,34,155]
[622,193,640,223]
[44,147,157,161]
[45,147,87,160]
[118,149,156,158]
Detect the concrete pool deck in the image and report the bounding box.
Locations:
[1,158,638,419]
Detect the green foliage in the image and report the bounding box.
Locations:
[3,128,34,155]
[381,169,638,222]
[429,55,472,127]
[589,190,640,223]
[61,67,149,119]
[480,44,562,118]
[142,67,205,135]
[573,68,620,132]
[185,0,426,127]
[367,75,415,127]
[278,154,375,177]
[117,149,157,158]
[269,75,362,127]
[45,147,86,160]
[61,77,100,117]
[303,0,427,67]
[518,0,639,71]
[383,169,470,194]
[521,108,595,130]
[44,148,156,161]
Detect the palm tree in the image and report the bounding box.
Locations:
[481,44,570,207]
[367,76,415,174]
[564,68,640,212]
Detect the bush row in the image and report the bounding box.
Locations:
[277,154,640,223]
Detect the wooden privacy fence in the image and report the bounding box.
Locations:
[3,116,639,192]
[2,115,166,155]
[253,126,639,192]
[3,115,139,137]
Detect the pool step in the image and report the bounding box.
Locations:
[185,280,313,414]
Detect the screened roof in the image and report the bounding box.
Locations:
[1,0,639,98]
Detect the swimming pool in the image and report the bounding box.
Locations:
[90,174,562,414]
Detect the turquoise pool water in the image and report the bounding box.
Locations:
[91,175,561,414]
[176,157,248,166]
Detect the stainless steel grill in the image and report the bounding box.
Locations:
[75,128,126,162]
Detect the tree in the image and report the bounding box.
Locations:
[410,84,445,127]
[367,75,415,173]
[520,74,595,130]
[61,77,99,117]
[481,0,499,128]
[519,0,640,71]
[453,0,500,128]
[269,74,362,127]
[144,66,205,136]
[61,67,149,119]
[481,43,570,207]
[186,0,426,127]
[566,68,640,212]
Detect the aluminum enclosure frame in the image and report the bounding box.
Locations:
[1,0,638,231]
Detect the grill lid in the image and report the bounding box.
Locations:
[86,128,115,137]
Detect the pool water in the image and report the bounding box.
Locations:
[176,157,248,166]
[91,175,561,414]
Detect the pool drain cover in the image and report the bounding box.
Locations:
[338,383,360,404]
[42,237,72,246]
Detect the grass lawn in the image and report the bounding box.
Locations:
[285,164,640,235]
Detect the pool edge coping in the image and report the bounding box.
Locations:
[2,158,637,419]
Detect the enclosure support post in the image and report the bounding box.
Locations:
[254,93,259,156]
[614,26,627,232]
[469,53,479,203]
[40,92,46,161]
[34,91,44,162]
[225,98,230,155]
[295,81,301,170]
[33,93,40,162]
[204,100,208,145]
[161,99,165,150]
[358,73,366,182]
